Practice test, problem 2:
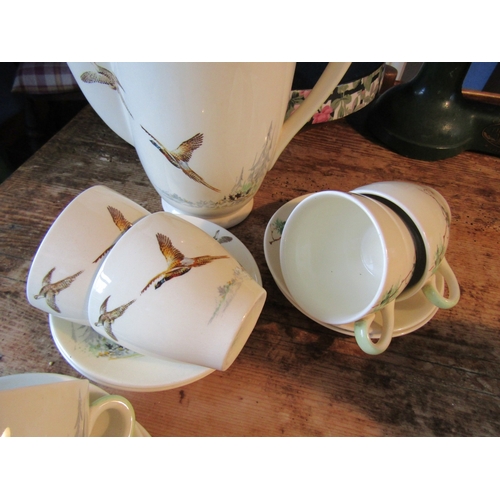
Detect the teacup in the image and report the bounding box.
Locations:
[280,191,416,355]
[87,211,267,370]
[351,181,460,309]
[0,378,135,437]
[26,185,150,324]
[68,62,351,228]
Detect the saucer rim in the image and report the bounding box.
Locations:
[49,214,261,392]
[263,194,443,338]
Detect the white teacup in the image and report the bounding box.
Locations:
[280,191,416,355]
[351,181,460,309]
[87,212,267,370]
[68,62,351,228]
[0,378,135,437]
[26,185,150,324]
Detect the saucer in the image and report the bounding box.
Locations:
[264,194,444,338]
[50,215,262,392]
[0,372,150,437]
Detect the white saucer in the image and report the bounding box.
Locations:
[264,194,444,338]
[0,372,150,437]
[50,215,262,392]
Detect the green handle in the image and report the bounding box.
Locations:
[354,300,395,355]
[422,258,460,309]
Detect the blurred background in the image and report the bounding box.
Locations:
[1,62,498,184]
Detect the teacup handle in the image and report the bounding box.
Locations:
[422,257,460,309]
[88,395,135,437]
[270,62,351,167]
[354,300,395,355]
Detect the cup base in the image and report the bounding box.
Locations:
[161,197,253,228]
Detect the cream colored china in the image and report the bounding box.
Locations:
[50,215,260,392]
[0,373,149,436]
[351,181,460,308]
[26,185,150,324]
[87,211,266,370]
[0,378,135,437]
[264,194,443,338]
[68,62,350,228]
[280,191,416,355]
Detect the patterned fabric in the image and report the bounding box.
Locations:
[286,63,385,124]
[11,62,79,94]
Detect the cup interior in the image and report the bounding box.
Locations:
[281,193,387,324]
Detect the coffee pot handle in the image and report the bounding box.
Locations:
[270,62,351,167]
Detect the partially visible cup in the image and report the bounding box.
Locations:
[0,378,135,437]
[87,211,267,370]
[26,185,150,324]
[280,191,416,355]
[351,181,460,309]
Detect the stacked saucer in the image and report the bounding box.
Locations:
[50,215,262,392]
[264,183,459,354]
[26,186,264,392]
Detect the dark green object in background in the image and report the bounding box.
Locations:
[367,62,500,161]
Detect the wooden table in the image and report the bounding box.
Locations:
[1,105,499,437]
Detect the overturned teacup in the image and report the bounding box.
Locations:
[280,191,416,355]
[26,185,150,324]
[87,212,266,370]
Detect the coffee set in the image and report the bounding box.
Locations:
[2,63,461,436]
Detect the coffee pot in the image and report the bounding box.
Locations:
[68,62,350,227]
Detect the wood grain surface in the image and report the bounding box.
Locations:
[1,105,499,436]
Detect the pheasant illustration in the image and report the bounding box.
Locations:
[141,233,229,293]
[95,295,135,341]
[93,206,134,263]
[80,63,133,117]
[141,126,220,192]
[34,267,84,313]
[213,229,233,244]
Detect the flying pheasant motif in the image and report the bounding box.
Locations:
[93,206,134,263]
[141,126,221,193]
[80,63,133,117]
[141,233,229,293]
[34,267,84,313]
[95,295,135,341]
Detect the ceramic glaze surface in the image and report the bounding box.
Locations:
[0,378,135,437]
[68,62,351,227]
[26,185,150,324]
[0,373,148,436]
[264,194,443,338]
[280,191,415,325]
[87,212,266,370]
[352,181,460,308]
[49,214,260,392]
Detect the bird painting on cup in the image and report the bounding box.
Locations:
[34,267,83,313]
[80,63,133,118]
[141,126,221,193]
[141,233,229,293]
[95,295,135,341]
[93,206,134,263]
